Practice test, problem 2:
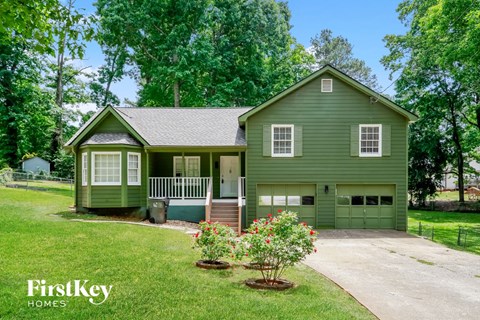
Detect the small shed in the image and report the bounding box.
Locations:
[22,157,50,174]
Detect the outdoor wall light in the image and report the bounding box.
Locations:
[324,185,329,194]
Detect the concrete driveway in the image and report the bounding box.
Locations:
[304,230,480,320]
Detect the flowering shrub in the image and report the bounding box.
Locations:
[243,211,317,284]
[193,221,237,262]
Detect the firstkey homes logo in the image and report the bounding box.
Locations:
[27,280,113,307]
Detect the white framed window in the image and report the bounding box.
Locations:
[173,156,200,177]
[127,152,141,186]
[91,152,121,186]
[321,79,333,92]
[81,153,88,186]
[272,125,294,157]
[359,124,382,157]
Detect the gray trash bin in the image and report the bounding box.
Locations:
[148,199,166,224]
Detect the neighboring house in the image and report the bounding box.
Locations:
[442,161,480,190]
[65,65,417,232]
[22,157,50,174]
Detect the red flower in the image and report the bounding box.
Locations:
[207,221,212,224]
[206,227,210,231]
[310,230,315,235]
[264,221,269,225]
[253,219,258,223]
[199,220,204,223]
[314,248,317,253]
[255,227,259,233]
[267,213,272,218]
[266,239,271,244]
[277,209,282,213]
[245,253,249,256]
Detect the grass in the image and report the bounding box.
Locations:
[0,187,374,320]
[408,210,480,255]
[4,180,74,197]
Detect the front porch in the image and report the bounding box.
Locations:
[146,151,246,233]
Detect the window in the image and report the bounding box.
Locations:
[81,153,87,186]
[359,124,382,157]
[301,196,315,205]
[173,156,200,177]
[366,196,379,205]
[380,196,393,206]
[321,79,333,92]
[92,152,121,186]
[259,196,272,206]
[272,125,294,157]
[273,196,286,205]
[336,196,350,205]
[128,152,141,186]
[351,196,364,205]
[287,196,301,206]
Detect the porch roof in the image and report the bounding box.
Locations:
[81,133,141,146]
[115,107,252,147]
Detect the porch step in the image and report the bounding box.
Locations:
[209,202,239,230]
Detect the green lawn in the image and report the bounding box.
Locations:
[408,210,480,255]
[0,187,374,320]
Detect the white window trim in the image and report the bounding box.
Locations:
[321,79,333,92]
[173,156,201,177]
[359,124,382,157]
[81,153,88,186]
[91,152,122,186]
[271,124,294,157]
[127,152,141,186]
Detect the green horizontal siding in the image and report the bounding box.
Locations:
[245,72,408,230]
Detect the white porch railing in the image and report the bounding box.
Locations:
[237,177,246,235]
[205,178,213,222]
[239,177,246,199]
[149,177,211,199]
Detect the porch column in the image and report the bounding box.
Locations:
[209,152,213,177]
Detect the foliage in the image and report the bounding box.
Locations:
[309,29,379,89]
[242,211,317,284]
[193,221,237,262]
[0,33,56,167]
[95,0,311,107]
[408,118,449,206]
[51,150,74,179]
[382,0,480,202]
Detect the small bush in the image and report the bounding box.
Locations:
[242,211,317,284]
[193,221,237,262]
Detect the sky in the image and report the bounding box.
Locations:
[75,0,406,110]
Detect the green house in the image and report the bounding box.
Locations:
[65,65,417,232]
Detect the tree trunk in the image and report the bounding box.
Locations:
[450,108,465,202]
[173,53,180,108]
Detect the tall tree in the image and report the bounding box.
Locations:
[0,34,55,167]
[382,0,480,202]
[49,0,93,155]
[95,0,311,107]
[309,29,379,89]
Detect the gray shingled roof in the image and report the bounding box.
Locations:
[81,133,141,146]
[114,107,251,147]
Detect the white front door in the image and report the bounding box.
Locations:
[220,156,239,197]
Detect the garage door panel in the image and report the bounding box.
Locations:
[257,184,316,227]
[336,184,396,229]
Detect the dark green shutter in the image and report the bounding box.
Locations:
[382,125,391,156]
[294,125,303,156]
[263,125,271,156]
[350,124,359,156]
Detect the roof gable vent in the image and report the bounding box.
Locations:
[321,79,333,92]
